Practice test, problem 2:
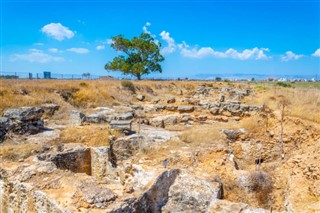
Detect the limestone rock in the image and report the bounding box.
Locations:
[152,97,161,104]
[112,170,224,213]
[111,135,143,162]
[219,94,225,102]
[111,169,180,213]
[153,105,166,111]
[167,97,176,104]
[38,147,91,175]
[0,117,12,142]
[3,107,44,121]
[149,115,178,128]
[178,106,194,113]
[210,107,220,115]
[41,103,60,116]
[223,129,245,141]
[166,105,178,111]
[86,113,104,123]
[2,107,44,135]
[131,164,155,191]
[208,199,268,213]
[79,180,116,208]
[162,172,223,213]
[116,112,134,121]
[70,110,86,126]
[91,147,110,180]
[178,114,194,123]
[110,120,132,131]
[136,94,145,101]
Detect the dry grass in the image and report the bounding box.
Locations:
[60,125,117,147]
[179,125,223,145]
[0,142,41,161]
[244,85,320,123]
[239,115,264,134]
[1,79,318,124]
[0,79,228,115]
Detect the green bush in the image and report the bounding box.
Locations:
[121,80,135,92]
[276,82,292,88]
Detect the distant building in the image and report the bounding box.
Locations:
[43,71,51,79]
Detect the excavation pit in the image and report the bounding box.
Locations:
[50,147,92,175]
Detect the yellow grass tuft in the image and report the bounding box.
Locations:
[60,125,113,147]
[0,142,41,161]
[179,125,223,145]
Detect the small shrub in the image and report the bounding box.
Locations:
[238,171,273,207]
[121,80,135,93]
[276,82,291,88]
[79,82,88,87]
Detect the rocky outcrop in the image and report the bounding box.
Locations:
[112,170,224,213]
[166,97,176,104]
[37,147,92,175]
[0,117,12,142]
[149,114,178,128]
[3,107,44,121]
[91,147,110,180]
[0,179,70,213]
[85,113,103,123]
[110,120,132,131]
[110,135,143,162]
[86,111,134,124]
[162,172,223,213]
[208,199,268,213]
[223,129,246,141]
[111,169,180,213]
[41,103,60,117]
[2,107,44,135]
[209,102,261,117]
[177,105,194,113]
[78,180,116,208]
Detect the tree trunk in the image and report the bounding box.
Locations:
[136,73,141,80]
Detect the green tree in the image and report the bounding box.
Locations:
[105,33,164,80]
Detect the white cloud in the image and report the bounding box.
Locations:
[312,48,320,57]
[48,48,59,53]
[67,47,89,54]
[281,51,303,62]
[158,30,270,60]
[225,47,270,60]
[96,45,105,50]
[34,43,44,46]
[10,49,64,63]
[160,31,176,55]
[179,44,270,60]
[41,23,75,41]
[143,22,151,34]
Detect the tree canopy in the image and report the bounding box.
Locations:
[105,33,164,80]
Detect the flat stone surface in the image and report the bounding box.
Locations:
[110,120,132,131]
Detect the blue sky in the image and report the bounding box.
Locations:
[1,0,320,79]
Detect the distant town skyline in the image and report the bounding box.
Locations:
[1,0,320,79]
